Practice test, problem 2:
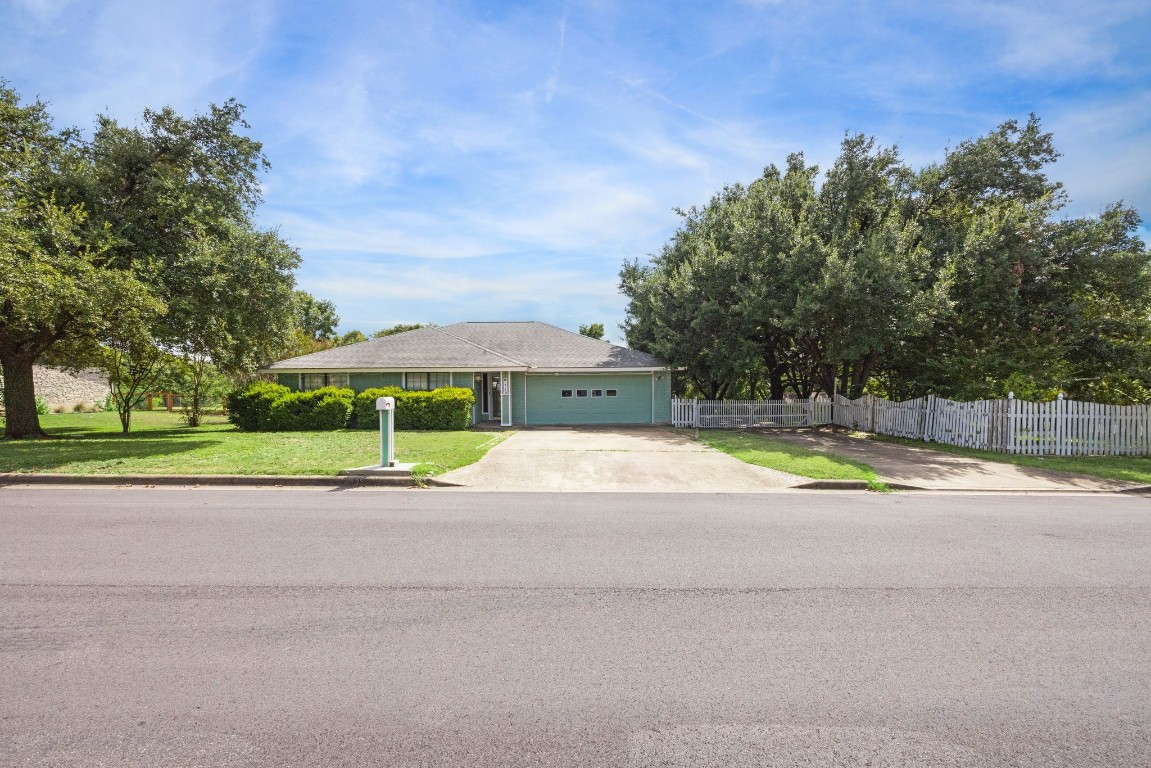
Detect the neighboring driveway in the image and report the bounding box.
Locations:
[438,427,802,492]
[764,431,1137,492]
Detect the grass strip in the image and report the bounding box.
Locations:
[681,428,884,487]
[0,412,509,478]
[870,433,1151,485]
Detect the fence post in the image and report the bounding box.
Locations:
[1056,392,1065,456]
[693,398,700,429]
[1006,392,1015,453]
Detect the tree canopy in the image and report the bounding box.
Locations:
[621,117,1151,403]
[372,323,427,338]
[579,323,605,340]
[1,84,301,437]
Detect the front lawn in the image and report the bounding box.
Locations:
[871,434,1151,485]
[681,428,882,485]
[0,411,509,478]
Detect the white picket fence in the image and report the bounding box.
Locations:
[672,394,1151,456]
[672,398,832,429]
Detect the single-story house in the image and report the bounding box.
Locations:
[262,321,672,427]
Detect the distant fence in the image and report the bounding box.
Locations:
[671,394,1151,456]
[672,398,832,429]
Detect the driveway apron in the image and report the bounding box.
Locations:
[437,427,802,492]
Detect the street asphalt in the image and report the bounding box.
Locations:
[1,488,1149,766]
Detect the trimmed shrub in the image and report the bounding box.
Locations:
[225,381,291,431]
[352,387,403,428]
[353,386,475,430]
[267,386,354,431]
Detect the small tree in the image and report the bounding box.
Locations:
[101,335,174,433]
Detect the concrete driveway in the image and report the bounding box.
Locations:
[437,427,802,492]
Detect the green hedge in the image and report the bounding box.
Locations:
[226,383,354,431]
[225,381,291,431]
[267,386,354,431]
[226,382,474,431]
[353,386,474,430]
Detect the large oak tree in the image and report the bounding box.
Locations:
[1,85,301,437]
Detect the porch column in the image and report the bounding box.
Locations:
[500,371,512,426]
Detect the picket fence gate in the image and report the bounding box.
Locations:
[671,393,1151,456]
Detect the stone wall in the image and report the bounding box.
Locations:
[30,366,111,411]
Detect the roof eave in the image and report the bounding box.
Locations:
[259,365,531,375]
[528,366,668,374]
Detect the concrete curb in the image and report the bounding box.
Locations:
[1,473,1144,494]
[790,479,870,490]
[789,479,1146,493]
[1119,485,1151,495]
[0,473,422,488]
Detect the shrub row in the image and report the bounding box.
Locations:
[268,387,355,431]
[225,381,291,430]
[226,382,474,431]
[352,387,474,431]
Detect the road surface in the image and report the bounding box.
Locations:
[2,488,1148,766]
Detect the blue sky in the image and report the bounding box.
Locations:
[3,0,1150,342]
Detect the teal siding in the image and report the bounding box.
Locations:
[526,373,656,425]
[349,372,403,391]
[279,369,669,425]
[652,370,672,424]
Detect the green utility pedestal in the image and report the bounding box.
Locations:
[339,395,415,482]
[377,395,395,467]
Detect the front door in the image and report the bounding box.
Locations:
[476,373,501,421]
[489,373,501,421]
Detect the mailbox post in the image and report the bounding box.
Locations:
[376,396,396,467]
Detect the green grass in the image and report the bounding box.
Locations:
[682,428,884,487]
[0,411,509,479]
[871,434,1151,485]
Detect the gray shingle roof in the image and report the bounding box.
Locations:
[264,322,665,371]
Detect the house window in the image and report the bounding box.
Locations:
[606,389,618,397]
[405,372,450,391]
[591,389,603,398]
[576,389,588,398]
[300,373,350,391]
[560,389,573,398]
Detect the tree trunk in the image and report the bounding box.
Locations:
[0,349,47,439]
[185,357,205,428]
[116,395,132,433]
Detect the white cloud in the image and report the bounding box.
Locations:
[1046,91,1151,219]
[950,0,1147,76]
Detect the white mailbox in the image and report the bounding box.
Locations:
[376,396,395,411]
